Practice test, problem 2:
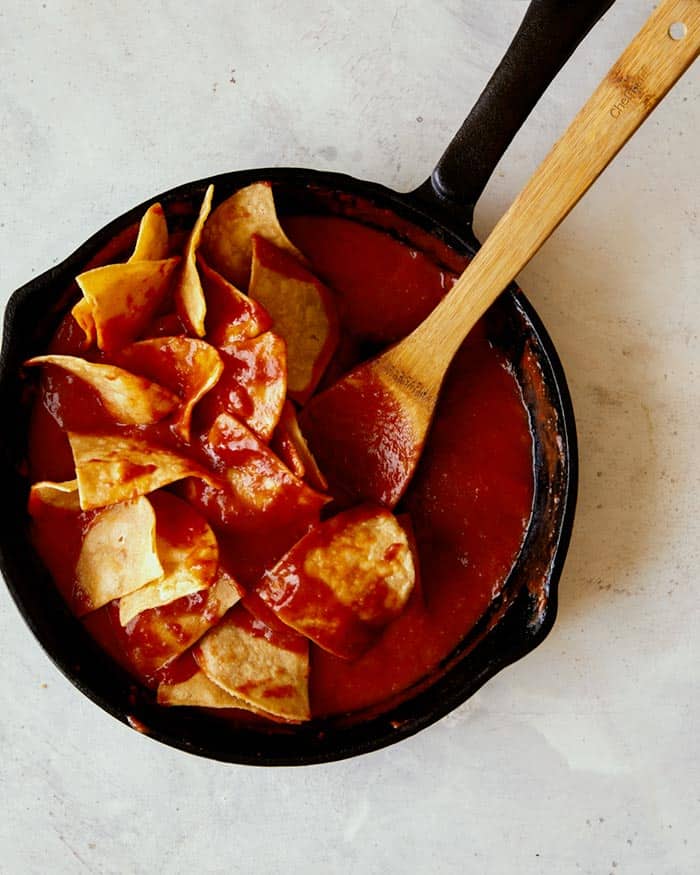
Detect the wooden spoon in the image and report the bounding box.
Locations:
[301,0,699,507]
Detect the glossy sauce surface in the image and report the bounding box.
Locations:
[28,213,534,718]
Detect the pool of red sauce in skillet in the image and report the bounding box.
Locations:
[27,213,534,719]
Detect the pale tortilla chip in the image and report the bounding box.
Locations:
[259,504,415,659]
[199,256,272,346]
[117,336,223,441]
[271,401,328,491]
[129,203,169,262]
[68,430,215,510]
[197,332,286,442]
[185,412,328,533]
[174,185,214,336]
[117,570,242,679]
[118,491,219,625]
[25,355,179,426]
[200,182,305,288]
[249,236,338,403]
[71,298,96,347]
[75,257,180,352]
[157,664,247,708]
[74,496,163,616]
[29,479,80,511]
[195,605,310,722]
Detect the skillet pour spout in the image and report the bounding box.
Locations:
[0,0,609,764]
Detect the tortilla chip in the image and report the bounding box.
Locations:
[249,236,338,403]
[174,185,214,336]
[115,570,242,680]
[68,430,215,510]
[25,355,179,426]
[270,421,304,479]
[156,652,296,719]
[118,491,219,625]
[196,332,286,442]
[116,336,223,441]
[29,479,80,512]
[271,401,328,491]
[71,298,96,347]
[258,504,415,659]
[75,257,180,352]
[200,181,305,288]
[185,412,328,533]
[74,496,163,616]
[195,605,310,722]
[157,663,247,708]
[28,480,87,608]
[199,256,272,346]
[129,203,169,262]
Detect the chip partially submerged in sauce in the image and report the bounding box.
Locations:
[25,184,535,725]
[25,354,181,425]
[193,606,310,722]
[29,483,163,616]
[249,236,338,403]
[258,504,415,659]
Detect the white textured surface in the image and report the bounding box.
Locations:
[1,2,698,873]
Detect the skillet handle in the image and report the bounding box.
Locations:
[411,0,615,222]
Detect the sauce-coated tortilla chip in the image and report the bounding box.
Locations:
[117,336,223,441]
[249,236,338,403]
[129,203,169,262]
[68,430,215,510]
[118,491,219,626]
[200,182,305,288]
[75,496,163,616]
[185,413,328,533]
[157,661,247,708]
[116,571,242,680]
[199,256,272,346]
[71,298,96,347]
[258,504,415,659]
[25,355,179,426]
[197,332,286,442]
[75,257,180,352]
[195,605,310,722]
[271,401,328,491]
[174,184,213,336]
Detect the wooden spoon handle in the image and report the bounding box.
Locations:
[408,0,699,382]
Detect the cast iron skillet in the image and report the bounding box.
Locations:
[0,0,613,764]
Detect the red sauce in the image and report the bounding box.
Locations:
[27,212,534,720]
[283,217,534,715]
[307,323,534,713]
